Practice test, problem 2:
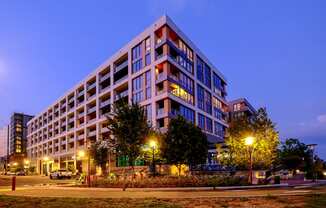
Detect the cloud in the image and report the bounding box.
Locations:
[317,114,326,123]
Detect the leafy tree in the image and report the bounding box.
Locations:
[279,138,311,174]
[90,140,110,175]
[106,100,151,173]
[222,107,279,170]
[163,116,208,175]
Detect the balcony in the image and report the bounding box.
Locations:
[68,137,75,143]
[115,90,128,100]
[68,97,74,104]
[100,73,110,82]
[87,118,96,124]
[61,140,66,145]
[77,91,84,98]
[68,117,74,123]
[87,82,96,91]
[77,112,85,118]
[101,127,109,134]
[87,106,96,114]
[100,99,111,108]
[114,60,128,73]
[78,134,84,141]
[87,94,96,101]
[156,72,167,83]
[88,130,96,137]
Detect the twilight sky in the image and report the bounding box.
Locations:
[0,1,325,158]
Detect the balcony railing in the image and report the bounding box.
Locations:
[87,82,96,91]
[77,90,84,97]
[88,130,96,137]
[114,60,128,73]
[100,73,110,82]
[100,99,111,108]
[115,90,128,100]
[87,106,96,114]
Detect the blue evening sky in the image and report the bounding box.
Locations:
[0,1,325,158]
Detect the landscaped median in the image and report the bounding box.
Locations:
[82,175,260,189]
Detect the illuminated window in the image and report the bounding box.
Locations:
[170,83,194,105]
[234,103,241,111]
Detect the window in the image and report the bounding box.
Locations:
[214,122,225,137]
[234,103,241,111]
[204,91,212,115]
[197,56,211,89]
[145,70,151,99]
[132,43,142,73]
[179,105,195,123]
[198,113,205,129]
[170,83,194,105]
[179,72,194,94]
[197,84,212,114]
[197,84,204,110]
[132,71,151,103]
[145,37,151,66]
[206,117,213,133]
[132,75,143,103]
[144,104,152,124]
[213,97,223,120]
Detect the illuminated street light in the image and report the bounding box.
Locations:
[244,136,255,184]
[43,156,49,161]
[13,162,18,166]
[78,150,86,158]
[149,140,158,176]
[24,160,30,165]
[244,136,255,146]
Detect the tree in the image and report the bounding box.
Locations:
[279,138,311,174]
[162,116,208,175]
[90,140,110,176]
[222,107,280,170]
[106,100,151,173]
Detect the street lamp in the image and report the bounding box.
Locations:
[43,156,49,176]
[244,136,255,184]
[149,140,157,176]
[78,149,90,187]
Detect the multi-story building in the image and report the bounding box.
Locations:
[0,125,9,157]
[227,98,256,122]
[9,113,34,164]
[27,15,228,174]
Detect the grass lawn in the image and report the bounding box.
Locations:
[0,194,325,208]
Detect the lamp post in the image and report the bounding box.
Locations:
[43,156,49,176]
[78,149,90,186]
[244,136,255,184]
[149,140,157,176]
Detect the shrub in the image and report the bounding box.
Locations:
[92,175,249,188]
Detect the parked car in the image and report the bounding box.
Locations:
[49,169,72,179]
[16,170,26,176]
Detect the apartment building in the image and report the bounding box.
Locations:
[9,113,34,164]
[27,15,228,174]
[0,125,9,158]
[228,98,256,122]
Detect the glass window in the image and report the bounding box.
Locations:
[214,122,225,137]
[132,43,143,73]
[198,113,205,129]
[206,117,213,133]
[197,84,204,110]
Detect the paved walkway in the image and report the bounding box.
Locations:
[1,186,325,198]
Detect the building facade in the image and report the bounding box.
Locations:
[27,16,229,174]
[9,113,34,164]
[227,98,256,122]
[0,125,9,158]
